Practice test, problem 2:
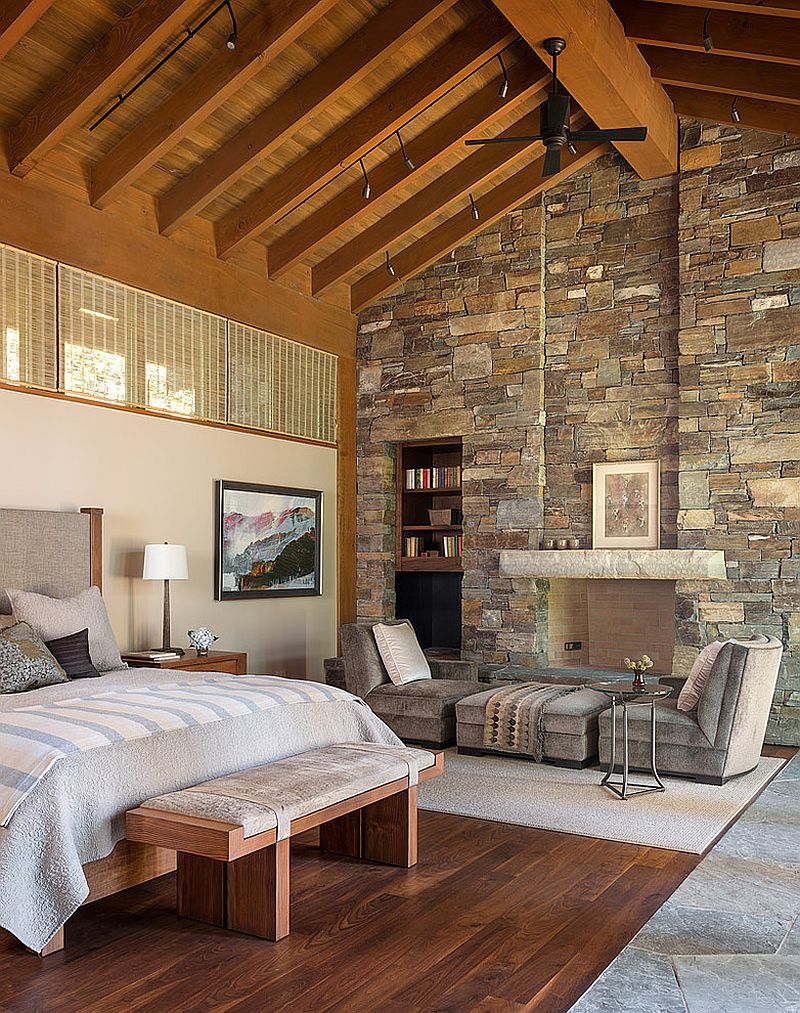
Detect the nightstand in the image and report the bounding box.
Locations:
[122,650,248,676]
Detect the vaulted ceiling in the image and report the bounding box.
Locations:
[1,0,798,315]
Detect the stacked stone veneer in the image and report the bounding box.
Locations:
[356,118,800,745]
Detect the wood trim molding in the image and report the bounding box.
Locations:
[337,356,357,633]
[80,507,104,592]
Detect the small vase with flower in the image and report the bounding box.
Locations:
[624,654,654,692]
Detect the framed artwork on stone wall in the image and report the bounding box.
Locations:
[592,461,660,549]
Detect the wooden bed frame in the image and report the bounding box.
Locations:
[0,506,176,956]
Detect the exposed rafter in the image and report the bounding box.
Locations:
[616,1,800,66]
[669,85,800,134]
[215,11,517,260]
[641,0,800,17]
[0,0,56,61]
[90,0,336,209]
[314,96,573,296]
[9,0,200,177]
[157,0,460,235]
[351,144,606,312]
[644,46,800,104]
[492,0,677,179]
[267,58,551,279]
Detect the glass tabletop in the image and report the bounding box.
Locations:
[588,680,673,700]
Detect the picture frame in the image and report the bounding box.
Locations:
[214,480,322,600]
[592,461,660,549]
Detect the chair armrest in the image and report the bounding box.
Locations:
[426,656,480,682]
[658,676,687,693]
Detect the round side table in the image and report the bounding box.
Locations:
[589,681,674,800]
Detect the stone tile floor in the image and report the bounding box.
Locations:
[570,752,800,1012]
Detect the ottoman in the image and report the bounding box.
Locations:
[456,684,612,768]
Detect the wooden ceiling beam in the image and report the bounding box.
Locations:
[641,0,800,18]
[644,46,800,105]
[90,0,336,209]
[616,0,800,65]
[8,0,201,177]
[266,57,550,279]
[157,0,460,235]
[0,0,56,61]
[214,11,518,260]
[351,143,606,312]
[314,94,570,296]
[669,85,800,134]
[492,0,677,179]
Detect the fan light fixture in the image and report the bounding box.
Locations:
[497,53,509,100]
[703,9,713,52]
[731,95,741,123]
[385,251,396,277]
[359,158,372,200]
[469,193,480,221]
[397,130,415,171]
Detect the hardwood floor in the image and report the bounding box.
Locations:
[1,747,792,1013]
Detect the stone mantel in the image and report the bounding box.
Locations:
[500,549,727,581]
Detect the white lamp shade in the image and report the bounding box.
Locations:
[143,543,188,581]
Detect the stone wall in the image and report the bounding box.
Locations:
[356,118,800,744]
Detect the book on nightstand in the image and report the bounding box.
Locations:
[122,650,182,662]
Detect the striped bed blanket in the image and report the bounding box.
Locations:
[484,682,580,761]
[0,675,339,827]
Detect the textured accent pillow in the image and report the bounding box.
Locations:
[0,614,18,631]
[372,621,432,686]
[678,641,725,712]
[6,586,123,672]
[45,628,101,679]
[0,621,69,694]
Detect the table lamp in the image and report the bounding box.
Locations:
[143,542,188,654]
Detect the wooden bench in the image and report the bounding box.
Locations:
[126,743,443,941]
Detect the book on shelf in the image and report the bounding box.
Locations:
[403,536,422,558]
[404,466,461,491]
[442,535,462,558]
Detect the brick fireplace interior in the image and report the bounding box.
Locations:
[547,579,677,675]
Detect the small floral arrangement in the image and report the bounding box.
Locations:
[624,655,654,674]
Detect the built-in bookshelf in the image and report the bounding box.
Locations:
[396,439,463,573]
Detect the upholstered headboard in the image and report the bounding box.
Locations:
[0,507,103,613]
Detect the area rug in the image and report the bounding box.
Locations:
[417,750,786,854]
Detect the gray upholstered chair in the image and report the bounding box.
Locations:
[599,636,783,784]
[339,621,483,747]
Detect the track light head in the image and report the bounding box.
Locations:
[703,9,713,51]
[226,31,237,49]
[385,251,396,277]
[397,131,415,171]
[731,95,741,123]
[567,141,577,156]
[359,158,372,200]
[497,53,509,100]
[469,193,480,221]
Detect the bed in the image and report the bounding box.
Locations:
[0,507,399,955]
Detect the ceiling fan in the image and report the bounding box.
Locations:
[466,37,648,177]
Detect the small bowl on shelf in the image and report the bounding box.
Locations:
[428,508,457,526]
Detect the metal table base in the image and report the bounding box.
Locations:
[600,696,666,800]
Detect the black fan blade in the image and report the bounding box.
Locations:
[546,91,570,131]
[465,135,544,146]
[568,126,647,142]
[542,146,561,177]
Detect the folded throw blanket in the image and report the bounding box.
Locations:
[484,682,581,761]
[0,675,339,827]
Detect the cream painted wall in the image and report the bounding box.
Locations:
[1,388,337,678]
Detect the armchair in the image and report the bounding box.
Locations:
[338,621,483,747]
[599,636,783,784]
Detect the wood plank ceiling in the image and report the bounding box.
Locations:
[0,0,798,315]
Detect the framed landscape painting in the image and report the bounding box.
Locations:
[215,480,322,600]
[592,461,660,549]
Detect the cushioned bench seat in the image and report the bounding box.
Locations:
[456,684,612,767]
[127,743,443,940]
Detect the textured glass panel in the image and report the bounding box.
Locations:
[0,244,57,389]
[228,321,337,443]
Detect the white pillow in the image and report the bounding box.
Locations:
[372,621,432,686]
[6,586,124,673]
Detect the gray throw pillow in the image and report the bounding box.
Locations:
[0,621,69,694]
[6,586,124,672]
